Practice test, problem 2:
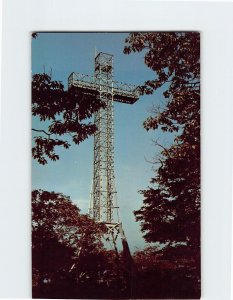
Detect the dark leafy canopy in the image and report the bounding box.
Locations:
[132,245,200,299]
[32,190,136,299]
[124,32,200,298]
[32,73,105,164]
[32,190,109,297]
[124,32,200,250]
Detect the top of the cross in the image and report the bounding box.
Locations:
[68,51,140,104]
[95,52,113,73]
[95,51,113,59]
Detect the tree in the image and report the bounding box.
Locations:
[124,32,200,296]
[31,35,135,298]
[32,190,135,299]
[32,73,105,164]
[32,189,108,298]
[133,245,199,299]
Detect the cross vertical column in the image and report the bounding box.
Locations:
[69,51,139,286]
[92,52,118,225]
[69,51,139,251]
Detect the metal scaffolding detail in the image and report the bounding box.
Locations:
[68,52,139,247]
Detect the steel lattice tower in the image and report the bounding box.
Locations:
[92,53,115,225]
[68,52,139,249]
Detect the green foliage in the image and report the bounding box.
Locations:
[32,73,105,164]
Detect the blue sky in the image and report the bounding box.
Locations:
[32,32,173,250]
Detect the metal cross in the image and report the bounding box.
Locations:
[68,52,139,249]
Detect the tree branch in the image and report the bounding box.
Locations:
[152,139,171,158]
[32,128,51,137]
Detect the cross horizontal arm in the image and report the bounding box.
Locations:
[68,72,140,104]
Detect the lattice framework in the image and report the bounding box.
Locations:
[68,52,139,246]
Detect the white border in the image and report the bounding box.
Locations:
[1,0,233,299]
[0,0,2,131]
